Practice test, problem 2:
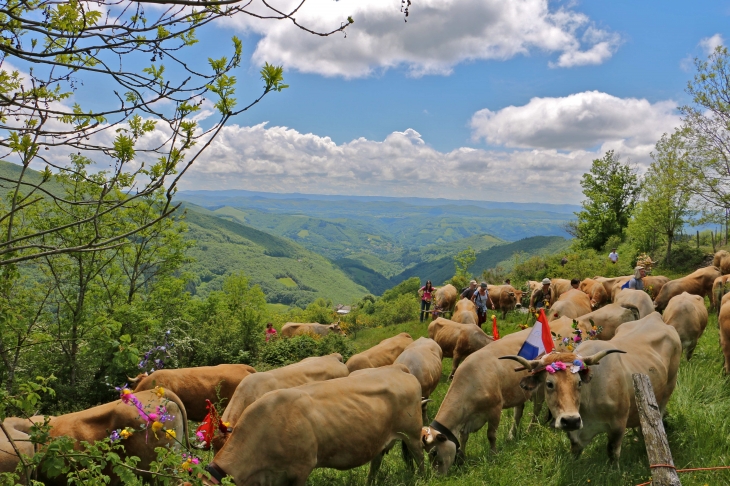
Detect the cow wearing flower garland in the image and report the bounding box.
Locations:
[501,313,681,461]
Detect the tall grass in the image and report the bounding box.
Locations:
[307,306,730,486]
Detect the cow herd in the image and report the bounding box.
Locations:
[3,253,730,485]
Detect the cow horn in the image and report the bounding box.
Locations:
[583,349,626,365]
[499,355,541,370]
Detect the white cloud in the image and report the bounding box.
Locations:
[699,34,725,56]
[227,0,621,77]
[470,91,680,151]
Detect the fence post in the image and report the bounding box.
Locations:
[633,373,681,486]
[697,230,700,248]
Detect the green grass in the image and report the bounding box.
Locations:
[277,277,298,287]
[303,304,730,486]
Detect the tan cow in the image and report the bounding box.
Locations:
[502,314,681,461]
[551,303,640,343]
[547,289,592,322]
[281,322,344,338]
[128,364,256,422]
[421,329,532,474]
[207,366,425,485]
[527,280,542,307]
[714,250,730,274]
[428,318,493,378]
[593,276,633,301]
[487,285,524,319]
[549,279,573,302]
[654,266,721,312]
[452,299,478,325]
[346,333,414,372]
[610,276,670,301]
[394,337,444,423]
[712,275,730,312]
[719,292,730,374]
[6,390,188,484]
[613,289,655,318]
[579,278,609,308]
[662,292,708,360]
[0,420,34,478]
[433,284,458,317]
[214,354,348,452]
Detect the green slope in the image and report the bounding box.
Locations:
[0,160,67,200]
[182,206,369,306]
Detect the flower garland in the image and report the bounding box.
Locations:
[111,385,175,443]
[558,320,602,352]
[545,359,586,374]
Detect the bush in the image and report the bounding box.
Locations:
[380,277,420,303]
[259,333,355,367]
[371,293,419,327]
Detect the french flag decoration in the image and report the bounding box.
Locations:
[517,308,555,360]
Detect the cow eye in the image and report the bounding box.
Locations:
[546,381,554,390]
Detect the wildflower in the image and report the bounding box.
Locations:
[165,429,176,439]
[120,428,133,439]
[222,421,231,428]
[151,421,164,433]
[154,386,165,398]
[110,430,121,442]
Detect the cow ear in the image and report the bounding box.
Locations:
[579,368,592,383]
[435,433,447,442]
[520,374,541,391]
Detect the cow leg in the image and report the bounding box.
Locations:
[508,403,524,440]
[368,441,395,484]
[607,427,626,462]
[401,437,424,474]
[686,341,697,361]
[486,406,502,453]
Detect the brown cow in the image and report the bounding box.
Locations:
[551,303,640,343]
[427,317,492,379]
[394,337,444,423]
[593,276,633,301]
[712,275,730,312]
[714,250,730,274]
[0,420,34,478]
[487,285,524,319]
[663,292,708,360]
[452,298,478,325]
[654,266,721,312]
[214,354,348,452]
[281,322,344,338]
[208,366,424,485]
[346,333,414,372]
[610,276,669,301]
[502,314,681,462]
[421,329,532,474]
[129,364,256,422]
[433,284,458,317]
[549,279,573,302]
[613,289,655,318]
[579,278,609,308]
[6,390,188,484]
[527,280,541,307]
[547,289,592,322]
[719,292,730,374]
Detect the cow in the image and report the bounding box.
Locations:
[394,337,444,423]
[579,278,609,308]
[547,289,592,322]
[653,266,721,312]
[452,298,478,325]
[719,292,730,374]
[487,285,524,319]
[527,280,542,307]
[214,354,348,452]
[280,322,344,338]
[663,292,708,360]
[501,313,681,462]
[549,279,573,302]
[610,276,670,301]
[712,275,730,312]
[551,303,641,343]
[593,276,633,301]
[421,329,533,475]
[206,366,425,485]
[5,389,188,484]
[346,333,414,372]
[0,420,34,478]
[428,317,493,379]
[128,364,256,422]
[613,288,655,318]
[433,284,458,317]
[714,250,730,274]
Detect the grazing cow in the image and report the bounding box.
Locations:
[501,314,681,462]
[653,266,721,312]
[452,299,478,325]
[207,366,425,485]
[281,322,344,338]
[421,329,532,475]
[214,354,348,452]
[6,390,188,484]
[128,364,256,422]
[663,292,708,360]
[394,337,444,423]
[346,333,414,372]
[714,250,730,274]
[579,278,609,308]
[719,292,730,374]
[0,420,34,478]
[613,289,655,318]
[428,317,493,379]
[433,284,458,317]
[549,279,573,302]
[487,285,524,319]
[547,289,592,322]
[712,275,730,312]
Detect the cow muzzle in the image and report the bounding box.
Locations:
[555,414,582,431]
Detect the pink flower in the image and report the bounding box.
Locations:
[553,361,567,371]
[546,364,556,374]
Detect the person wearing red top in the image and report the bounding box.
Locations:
[265,322,277,342]
[419,280,434,323]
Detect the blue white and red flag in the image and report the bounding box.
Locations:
[517,308,555,360]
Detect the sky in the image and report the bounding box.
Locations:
[10,0,730,204]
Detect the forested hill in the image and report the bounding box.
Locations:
[181,204,370,307]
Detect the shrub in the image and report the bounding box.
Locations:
[259,333,355,367]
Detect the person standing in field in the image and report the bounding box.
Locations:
[265,322,277,342]
[419,280,435,322]
[460,280,478,300]
[609,248,619,264]
[472,282,495,329]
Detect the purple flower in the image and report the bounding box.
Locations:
[110,430,121,442]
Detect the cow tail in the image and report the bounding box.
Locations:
[620,303,641,321]
[163,389,191,450]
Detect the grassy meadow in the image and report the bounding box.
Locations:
[304,304,730,486]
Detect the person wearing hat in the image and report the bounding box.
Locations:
[460,279,478,301]
[471,282,495,328]
[530,278,553,310]
[627,266,646,291]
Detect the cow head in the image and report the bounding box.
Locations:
[328,322,345,335]
[512,289,524,307]
[421,425,460,475]
[500,349,625,431]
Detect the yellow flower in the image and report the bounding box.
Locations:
[120,429,132,439]
[154,386,165,398]
[151,421,164,433]
[165,429,176,439]
[222,421,231,428]
[490,315,496,320]
[122,388,133,396]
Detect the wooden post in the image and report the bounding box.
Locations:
[633,373,681,486]
[697,230,700,248]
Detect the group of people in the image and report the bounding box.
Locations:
[419,279,496,326]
